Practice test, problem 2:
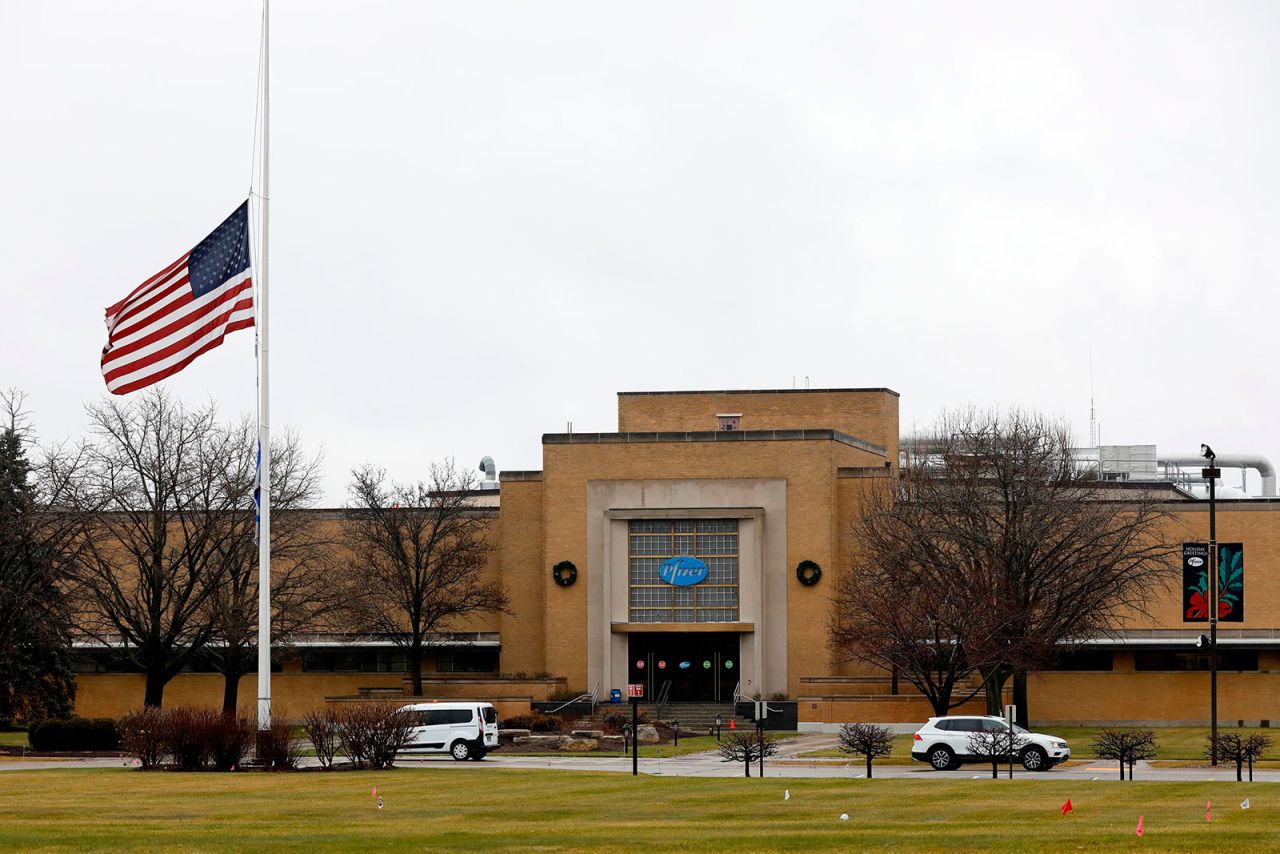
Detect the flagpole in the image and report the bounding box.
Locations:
[256,0,273,733]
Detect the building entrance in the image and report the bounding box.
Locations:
[626,632,740,702]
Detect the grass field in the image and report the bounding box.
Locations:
[0,730,29,748]
[797,727,1280,764]
[0,768,1274,852]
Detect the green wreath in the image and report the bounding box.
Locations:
[795,560,822,586]
[552,560,578,587]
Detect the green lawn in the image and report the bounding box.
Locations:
[0,768,1273,852]
[797,726,1280,763]
[0,730,29,748]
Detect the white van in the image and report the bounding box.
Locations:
[397,702,499,760]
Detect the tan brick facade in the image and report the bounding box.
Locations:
[72,387,1280,728]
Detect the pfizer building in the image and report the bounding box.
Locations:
[73,387,1280,729]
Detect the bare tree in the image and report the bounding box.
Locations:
[837,722,896,778]
[1092,728,1158,780]
[1208,732,1272,782]
[832,480,1011,716]
[69,391,241,707]
[202,421,343,713]
[836,409,1177,725]
[344,460,509,696]
[966,723,1029,779]
[717,729,778,777]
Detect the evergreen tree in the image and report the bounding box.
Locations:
[0,393,76,726]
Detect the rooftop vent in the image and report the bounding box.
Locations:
[478,456,498,490]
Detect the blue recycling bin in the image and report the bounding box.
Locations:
[610,688,622,704]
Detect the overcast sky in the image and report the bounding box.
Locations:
[3,1,1278,504]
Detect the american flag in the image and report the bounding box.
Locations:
[101,202,255,395]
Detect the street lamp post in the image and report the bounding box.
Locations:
[1201,444,1221,766]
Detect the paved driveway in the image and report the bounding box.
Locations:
[4,733,1278,782]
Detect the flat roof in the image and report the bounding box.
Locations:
[542,428,887,456]
[618,387,900,398]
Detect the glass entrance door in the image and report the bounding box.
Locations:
[626,633,739,701]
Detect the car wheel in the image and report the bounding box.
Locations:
[1020,746,1048,771]
[928,745,956,771]
[450,739,471,761]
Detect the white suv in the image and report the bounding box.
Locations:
[911,715,1070,771]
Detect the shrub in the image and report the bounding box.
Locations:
[256,715,301,771]
[334,702,415,769]
[163,706,219,771]
[502,711,564,732]
[547,687,584,702]
[27,717,120,752]
[119,707,166,769]
[302,706,341,769]
[601,712,628,735]
[208,713,254,771]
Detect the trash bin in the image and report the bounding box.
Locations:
[610,688,622,704]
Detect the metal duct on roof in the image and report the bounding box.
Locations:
[1157,452,1276,497]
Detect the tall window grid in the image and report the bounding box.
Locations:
[628,519,739,622]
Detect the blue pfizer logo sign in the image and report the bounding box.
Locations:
[659,555,709,586]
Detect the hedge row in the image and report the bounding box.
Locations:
[27,717,120,752]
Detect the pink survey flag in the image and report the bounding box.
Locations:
[1135,815,1144,837]
[1061,799,1072,816]
[1206,801,1211,822]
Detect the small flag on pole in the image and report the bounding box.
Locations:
[1135,815,1144,837]
[101,202,254,395]
[253,438,262,544]
[1206,801,1211,822]
[1061,799,1072,816]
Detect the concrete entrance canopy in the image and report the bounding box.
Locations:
[586,480,788,701]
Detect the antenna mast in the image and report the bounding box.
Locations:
[1089,345,1097,448]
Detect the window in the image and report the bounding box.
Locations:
[436,648,499,673]
[628,519,739,623]
[482,707,497,724]
[409,709,473,726]
[937,718,981,732]
[302,648,410,673]
[1134,649,1259,672]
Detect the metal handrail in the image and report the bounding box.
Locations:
[547,680,602,716]
[731,681,742,706]
[547,692,592,715]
